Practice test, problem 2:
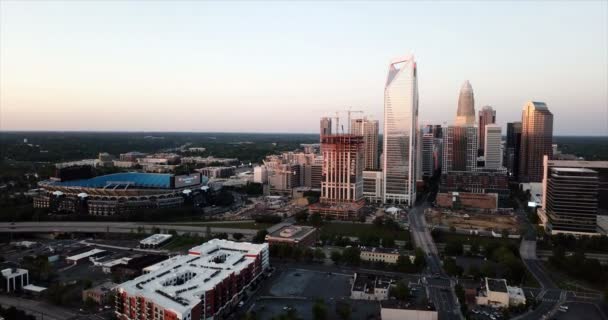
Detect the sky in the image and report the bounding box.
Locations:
[1,1,607,135]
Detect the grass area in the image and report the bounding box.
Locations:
[167,222,273,230]
[319,222,410,241]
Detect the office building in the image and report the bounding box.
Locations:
[504,122,522,177]
[455,80,475,126]
[538,156,608,235]
[82,282,116,305]
[350,118,380,170]
[362,170,383,203]
[320,117,332,142]
[115,239,269,320]
[382,55,418,205]
[265,225,317,247]
[359,247,402,264]
[422,132,435,177]
[478,106,496,155]
[519,101,553,182]
[310,134,365,220]
[199,166,235,179]
[484,124,502,170]
[253,165,268,184]
[442,126,478,173]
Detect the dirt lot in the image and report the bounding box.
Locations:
[427,209,519,233]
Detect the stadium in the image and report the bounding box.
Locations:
[34,172,208,216]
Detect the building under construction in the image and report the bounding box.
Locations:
[310,134,365,220]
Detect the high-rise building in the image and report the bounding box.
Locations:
[422,132,435,177]
[309,134,365,220]
[484,124,502,170]
[362,170,383,203]
[382,55,418,205]
[519,101,553,182]
[538,156,608,235]
[505,122,522,178]
[455,81,476,126]
[350,118,380,170]
[320,117,333,142]
[442,126,478,173]
[478,106,496,155]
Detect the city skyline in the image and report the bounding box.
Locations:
[1,1,607,135]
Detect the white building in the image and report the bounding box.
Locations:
[484,124,503,169]
[351,273,393,301]
[1,268,29,293]
[382,55,418,206]
[476,278,526,308]
[139,234,173,248]
[253,165,268,184]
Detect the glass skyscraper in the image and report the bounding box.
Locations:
[382,55,418,205]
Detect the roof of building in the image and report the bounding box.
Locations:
[486,278,508,293]
[352,273,394,294]
[66,248,106,261]
[1,268,28,278]
[507,286,525,299]
[23,284,47,293]
[266,225,316,241]
[360,246,400,255]
[119,240,267,318]
[547,159,608,169]
[47,173,174,189]
[140,234,173,246]
[551,167,598,174]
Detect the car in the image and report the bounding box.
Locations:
[238,301,244,307]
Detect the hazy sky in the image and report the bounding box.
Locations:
[1,1,607,135]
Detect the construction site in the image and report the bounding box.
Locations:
[425,208,520,234]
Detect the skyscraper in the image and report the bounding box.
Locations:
[455,80,475,126]
[505,122,522,177]
[478,106,496,155]
[484,124,502,169]
[350,118,379,170]
[320,117,332,142]
[519,101,553,182]
[442,126,478,173]
[382,55,418,205]
[310,134,365,220]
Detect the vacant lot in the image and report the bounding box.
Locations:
[427,209,519,233]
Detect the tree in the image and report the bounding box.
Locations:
[313,248,326,261]
[467,265,481,279]
[310,213,323,228]
[444,240,464,256]
[469,242,480,255]
[414,248,426,270]
[372,216,384,228]
[295,210,309,223]
[335,302,351,320]
[232,232,244,241]
[312,299,328,320]
[502,229,510,239]
[253,230,268,244]
[390,281,409,301]
[302,248,314,262]
[341,247,361,265]
[382,237,395,248]
[443,257,463,277]
[330,250,342,264]
[396,255,414,273]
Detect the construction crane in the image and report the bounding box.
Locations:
[346,107,364,133]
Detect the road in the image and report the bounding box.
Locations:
[0,221,258,236]
[409,195,462,320]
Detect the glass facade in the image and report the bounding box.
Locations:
[382,55,418,205]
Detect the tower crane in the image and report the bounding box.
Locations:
[346,108,364,133]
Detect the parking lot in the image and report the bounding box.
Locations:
[250,268,380,320]
[552,302,606,320]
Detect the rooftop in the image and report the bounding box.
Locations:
[552,167,598,173]
[486,278,508,293]
[140,234,173,246]
[1,268,28,278]
[548,159,608,169]
[360,246,400,255]
[352,273,394,293]
[66,248,106,261]
[267,225,316,240]
[120,240,267,317]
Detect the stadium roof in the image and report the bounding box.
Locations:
[50,173,173,189]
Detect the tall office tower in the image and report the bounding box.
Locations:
[320,117,332,142]
[519,101,553,182]
[478,106,496,155]
[382,55,418,205]
[310,134,364,220]
[455,80,476,126]
[422,132,435,177]
[350,118,380,170]
[504,122,522,177]
[542,167,599,234]
[484,124,502,169]
[442,126,478,173]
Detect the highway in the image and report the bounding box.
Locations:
[409,197,462,320]
[0,221,258,236]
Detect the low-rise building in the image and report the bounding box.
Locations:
[363,170,383,203]
[111,255,169,279]
[265,225,317,247]
[66,248,106,265]
[1,268,29,293]
[476,278,526,308]
[359,247,401,264]
[199,166,236,179]
[350,273,394,301]
[436,192,498,210]
[115,240,269,320]
[83,282,117,305]
[381,300,438,320]
[139,234,173,249]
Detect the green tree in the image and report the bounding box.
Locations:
[253,230,268,244]
[389,281,409,301]
[382,237,395,248]
[414,248,426,270]
[335,302,351,320]
[396,255,414,273]
[313,248,326,261]
[330,250,342,264]
[232,232,244,241]
[310,213,323,228]
[312,299,328,320]
[341,247,361,265]
[294,210,309,223]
